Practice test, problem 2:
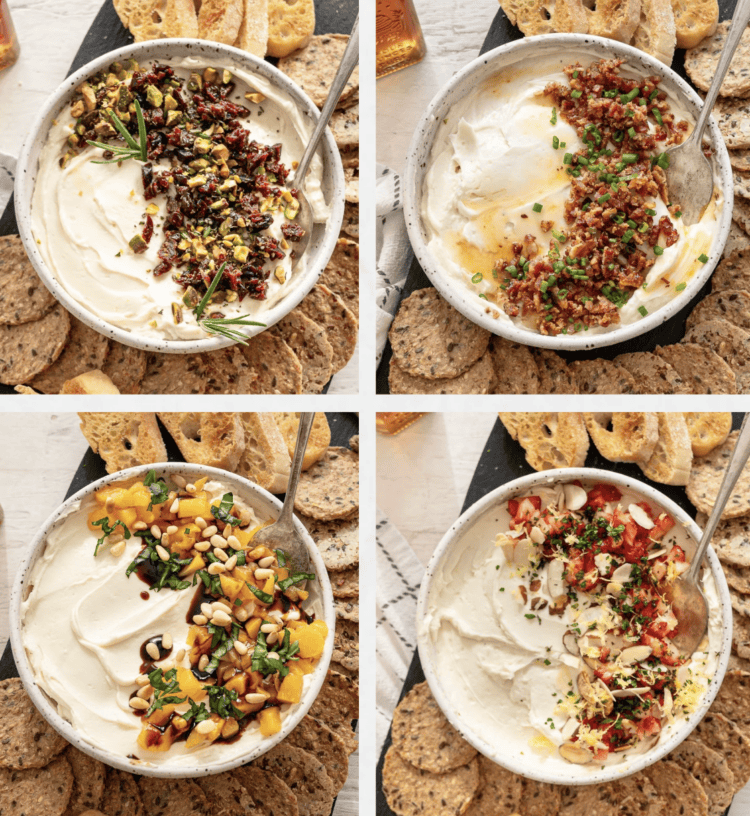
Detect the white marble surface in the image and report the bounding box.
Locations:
[0,0,357,393]
[377,412,750,815]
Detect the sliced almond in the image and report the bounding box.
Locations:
[564,483,588,511]
[559,742,594,764]
[619,645,653,664]
[629,503,655,529]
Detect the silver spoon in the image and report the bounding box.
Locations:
[665,0,750,225]
[251,413,315,578]
[669,414,750,655]
[290,16,359,269]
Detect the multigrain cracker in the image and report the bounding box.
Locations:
[463,755,521,815]
[711,671,750,737]
[389,352,495,394]
[683,319,750,393]
[64,745,106,813]
[614,351,690,393]
[277,34,359,108]
[342,201,359,239]
[330,567,358,598]
[686,289,750,332]
[685,21,750,97]
[233,766,300,816]
[725,220,750,256]
[194,774,256,816]
[693,712,750,793]
[392,681,477,773]
[0,235,57,326]
[487,335,539,394]
[569,358,637,394]
[318,238,359,317]
[558,774,662,816]
[655,343,736,394]
[732,589,750,617]
[286,715,349,794]
[697,511,750,565]
[669,739,734,816]
[734,197,750,234]
[722,562,750,594]
[100,768,144,816]
[202,346,255,394]
[296,285,357,375]
[383,746,479,816]
[713,97,750,150]
[101,341,147,394]
[712,248,750,292]
[688,431,750,518]
[332,618,359,673]
[330,103,358,148]
[643,760,709,816]
[301,515,359,570]
[389,288,490,380]
[29,317,110,394]
[294,446,358,520]
[241,331,303,394]
[0,678,68,769]
[533,349,578,393]
[253,743,335,816]
[274,311,334,393]
[734,613,750,659]
[0,755,74,816]
[0,302,70,385]
[137,777,212,816]
[335,598,358,621]
[518,778,562,816]
[308,670,358,733]
[140,352,210,395]
[730,149,750,173]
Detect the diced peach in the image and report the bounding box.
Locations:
[285,619,305,630]
[175,667,206,702]
[95,485,130,506]
[224,672,248,697]
[170,525,197,552]
[289,625,325,659]
[136,507,159,524]
[295,658,316,675]
[245,618,262,639]
[178,497,212,519]
[194,476,208,492]
[147,703,176,727]
[309,619,329,638]
[296,589,309,602]
[116,507,138,528]
[277,673,303,704]
[186,624,210,647]
[137,723,174,751]
[114,482,152,509]
[179,554,206,578]
[262,576,275,598]
[220,574,244,603]
[258,706,281,736]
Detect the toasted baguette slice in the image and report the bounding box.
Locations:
[583,0,641,42]
[272,412,330,470]
[584,412,659,464]
[639,412,693,486]
[500,0,588,35]
[683,412,732,457]
[266,0,315,57]
[158,413,245,471]
[237,413,291,493]
[115,0,199,40]
[632,0,676,64]
[61,370,120,395]
[499,412,589,471]
[671,0,718,49]
[235,0,269,57]
[198,0,244,44]
[78,413,167,474]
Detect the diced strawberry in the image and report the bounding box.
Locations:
[651,513,676,541]
[585,483,623,510]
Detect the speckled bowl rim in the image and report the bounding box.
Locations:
[403,34,734,351]
[9,463,334,778]
[415,467,732,785]
[14,39,345,354]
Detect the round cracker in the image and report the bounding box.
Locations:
[137,777,212,816]
[669,738,735,816]
[697,511,750,565]
[342,201,359,239]
[0,235,57,326]
[729,652,750,673]
[686,289,750,333]
[685,21,750,98]
[253,743,335,816]
[643,760,708,816]
[383,746,479,816]
[559,773,662,816]
[194,773,257,814]
[332,618,359,673]
[464,755,522,815]
[240,330,302,393]
[309,669,358,723]
[101,340,147,394]
[140,352,210,395]
[731,586,750,617]
[300,515,359,570]
[330,566,359,598]
[389,351,495,394]
[286,715,349,794]
[736,171,750,202]
[0,302,70,385]
[487,335,539,394]
[708,670,750,738]
[0,754,74,816]
[345,165,359,203]
[735,612,750,658]
[0,678,68,769]
[318,238,358,317]
[336,598,358,622]
[202,345,255,394]
[570,358,637,394]
[655,343,736,394]
[64,745,106,813]
[534,349,579,393]
[233,765,299,816]
[29,317,110,394]
[294,446,358,520]
[295,284,357,375]
[711,248,750,293]
[101,768,143,816]
[693,711,750,793]
[392,681,477,773]
[722,561,750,594]
[389,288,490,380]
[614,351,690,393]
[683,318,750,393]
[274,312,334,393]
[688,431,750,518]
[730,149,750,173]
[277,34,358,109]
[519,778,562,816]
[330,103,359,148]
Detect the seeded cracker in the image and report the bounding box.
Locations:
[686,289,750,333]
[296,284,357,374]
[0,235,57,326]
[101,340,147,394]
[319,238,359,317]
[194,773,258,815]
[392,682,477,773]
[519,778,562,816]
[330,103,359,148]
[63,744,106,813]
[241,330,303,393]
[694,711,750,793]
[711,248,750,293]
[332,618,359,672]
[0,302,70,385]
[570,358,637,394]
[670,738,735,816]
[29,317,110,394]
[644,760,709,816]
[558,774,662,816]
[203,345,255,394]
[335,598,358,622]
[253,743,335,816]
[389,352,495,394]
[100,768,143,816]
[0,678,68,769]
[655,343,737,394]
[722,561,750,593]
[614,351,690,393]
[233,766,300,816]
[730,149,750,173]
[696,511,750,565]
[331,566,359,597]
[0,754,74,816]
[734,197,750,235]
[389,288,490,379]
[383,746,479,816]
[137,777,212,816]
[463,755,522,815]
[735,613,750,657]
[277,34,359,108]
[533,349,579,393]
[286,715,349,794]
[140,352,210,394]
[731,587,750,617]
[275,311,334,394]
[294,446,358,520]
[342,201,359,239]
[683,318,750,393]
[685,21,750,97]
[726,220,750,256]
[708,670,750,737]
[713,97,750,149]
[688,432,750,518]
[485,333,539,394]
[309,670,359,753]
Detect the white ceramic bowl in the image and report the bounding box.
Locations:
[9,463,334,778]
[403,35,734,351]
[416,467,732,785]
[15,40,344,354]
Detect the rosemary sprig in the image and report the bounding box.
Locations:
[200,315,266,345]
[86,100,147,164]
[195,262,226,320]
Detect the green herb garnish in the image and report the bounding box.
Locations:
[246,583,274,605]
[87,100,148,164]
[211,493,242,528]
[278,571,316,591]
[92,516,131,556]
[146,667,186,716]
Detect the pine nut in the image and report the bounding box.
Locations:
[110,541,126,558]
[223,524,233,538]
[274,584,281,593]
[186,483,197,495]
[235,606,249,622]
[207,562,226,575]
[195,541,210,552]
[162,632,173,650]
[195,719,215,735]
[211,611,232,626]
[146,642,160,660]
[214,547,228,562]
[135,673,150,686]
[176,648,186,663]
[225,555,237,571]
[105,497,115,511]
[156,544,170,562]
[203,525,218,538]
[137,684,153,699]
[133,521,148,531]
[169,499,180,514]
[201,603,213,618]
[260,623,278,634]
[233,640,248,655]
[160,535,170,547]
[245,693,266,705]
[108,532,124,545]
[195,516,207,530]
[211,535,228,549]
[129,697,149,710]
[198,654,210,671]
[212,602,232,616]
[227,535,241,550]
[266,632,279,645]
[255,568,274,580]
[193,614,208,625]
[267,651,280,661]
[258,556,276,568]
[173,716,188,730]
[150,525,162,540]
[160,660,175,671]
[168,490,177,502]
[172,475,186,488]
[166,525,178,535]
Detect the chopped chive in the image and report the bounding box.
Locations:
[622,153,638,164]
[698,253,709,263]
[627,219,637,228]
[550,107,557,125]
[645,208,657,216]
[563,153,573,165]
[533,203,543,213]
[571,90,582,99]
[622,229,635,242]
[572,70,579,78]
[552,135,560,149]
[613,130,624,143]
[649,89,659,101]
[653,246,664,255]
[478,293,488,300]
[471,272,483,283]
[652,108,663,126]
[638,305,648,317]
[628,127,636,139]
[598,193,611,204]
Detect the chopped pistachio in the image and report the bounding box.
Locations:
[145,203,159,216]
[146,85,163,108]
[182,286,202,308]
[233,245,250,263]
[171,303,183,324]
[187,72,202,92]
[222,69,233,84]
[70,100,85,118]
[194,137,211,155]
[218,179,236,193]
[209,198,229,211]
[219,218,232,236]
[245,92,266,104]
[94,121,116,137]
[190,158,209,170]
[235,217,246,228]
[218,164,230,178]
[226,290,238,303]
[165,110,182,127]
[106,72,120,87]
[59,152,73,169]
[187,174,207,188]
[284,199,300,219]
[211,144,230,162]
[274,267,286,284]
[203,67,218,84]
[129,234,148,253]
[164,93,178,112]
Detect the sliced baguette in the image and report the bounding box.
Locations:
[271,412,331,470]
[683,412,732,457]
[632,0,676,64]
[61,370,120,395]
[639,412,693,486]
[584,412,659,464]
[583,0,641,42]
[499,412,589,471]
[236,413,291,493]
[78,413,167,474]
[670,0,718,48]
[158,413,245,471]
[235,0,269,57]
[500,0,588,36]
[266,0,315,57]
[115,0,199,40]
[198,0,244,44]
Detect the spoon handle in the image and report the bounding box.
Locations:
[276,413,316,527]
[689,414,750,582]
[691,0,750,145]
[295,16,360,183]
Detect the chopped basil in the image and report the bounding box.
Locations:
[278,571,316,591]
[211,493,242,527]
[246,583,274,605]
[146,667,186,716]
[92,516,131,556]
[676,282,686,291]
[204,684,246,720]
[697,253,708,263]
[143,469,169,510]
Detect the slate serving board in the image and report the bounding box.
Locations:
[375,412,744,815]
[0,411,358,807]
[0,0,356,395]
[375,0,740,393]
